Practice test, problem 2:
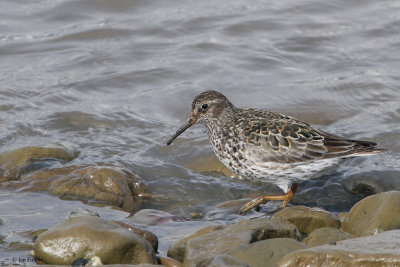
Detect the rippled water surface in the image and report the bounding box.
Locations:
[1,0,400,260]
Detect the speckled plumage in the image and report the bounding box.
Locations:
[167,90,384,192]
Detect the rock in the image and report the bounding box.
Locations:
[337,212,347,223]
[3,165,146,212]
[272,206,340,234]
[69,208,100,218]
[34,216,157,265]
[158,256,183,267]
[131,209,187,226]
[278,229,400,266]
[112,221,158,252]
[341,191,400,236]
[292,182,362,211]
[8,241,34,250]
[341,170,400,196]
[303,227,354,247]
[185,155,235,177]
[168,225,227,262]
[183,218,300,267]
[208,255,248,267]
[205,199,254,220]
[227,238,306,267]
[0,146,76,172]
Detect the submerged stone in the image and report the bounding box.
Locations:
[341,170,400,196]
[0,146,77,172]
[185,155,235,177]
[130,209,187,226]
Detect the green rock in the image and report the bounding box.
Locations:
[34,216,157,265]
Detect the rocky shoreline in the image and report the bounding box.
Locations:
[29,192,400,267]
[1,146,399,266]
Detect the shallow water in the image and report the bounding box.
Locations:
[1,0,400,260]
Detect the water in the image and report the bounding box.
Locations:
[1,0,400,260]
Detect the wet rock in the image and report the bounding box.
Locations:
[168,225,227,262]
[8,241,34,250]
[112,221,158,252]
[183,218,300,267]
[227,238,306,267]
[278,229,400,266]
[34,216,157,265]
[69,208,100,218]
[71,257,88,266]
[341,191,400,236]
[158,256,183,267]
[3,165,146,212]
[272,206,340,234]
[303,227,354,247]
[205,199,254,221]
[0,146,76,172]
[185,155,235,177]
[208,255,248,267]
[293,182,362,211]
[341,170,400,196]
[337,212,347,223]
[131,209,187,226]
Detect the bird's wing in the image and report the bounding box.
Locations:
[236,111,380,164]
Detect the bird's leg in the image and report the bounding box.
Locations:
[236,183,298,215]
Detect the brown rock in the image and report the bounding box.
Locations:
[112,221,158,252]
[183,218,300,267]
[3,165,146,212]
[303,227,354,247]
[272,206,340,234]
[34,216,157,265]
[0,146,76,171]
[279,229,400,267]
[185,156,235,177]
[341,191,400,236]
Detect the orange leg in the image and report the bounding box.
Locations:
[236,184,298,215]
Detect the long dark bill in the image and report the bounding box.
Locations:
[166,118,195,145]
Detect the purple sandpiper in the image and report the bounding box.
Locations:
[167,90,385,214]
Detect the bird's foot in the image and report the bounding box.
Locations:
[236,183,298,215]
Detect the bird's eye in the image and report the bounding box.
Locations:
[201,103,208,110]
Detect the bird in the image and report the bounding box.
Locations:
[166,90,385,214]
